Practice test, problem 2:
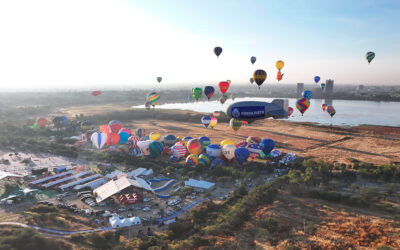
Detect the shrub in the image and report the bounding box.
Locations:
[261,217,279,233]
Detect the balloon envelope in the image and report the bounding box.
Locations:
[157,77,162,83]
[366,51,375,64]
[118,131,130,144]
[275,60,284,71]
[149,141,164,157]
[149,132,161,141]
[214,47,223,57]
[230,118,242,132]
[163,134,177,147]
[209,117,218,128]
[250,78,254,84]
[198,153,211,167]
[288,107,294,116]
[147,92,160,106]
[302,90,313,99]
[91,132,107,149]
[222,144,236,161]
[187,139,203,155]
[220,139,235,147]
[36,117,47,128]
[206,144,221,158]
[235,147,250,165]
[219,81,230,94]
[314,76,320,84]
[171,144,187,158]
[92,90,102,96]
[186,154,199,166]
[321,104,327,112]
[260,139,275,155]
[250,56,256,64]
[253,69,267,88]
[204,86,215,100]
[199,136,211,148]
[296,98,310,115]
[108,120,122,133]
[201,116,212,128]
[136,128,146,138]
[137,140,152,155]
[127,136,140,149]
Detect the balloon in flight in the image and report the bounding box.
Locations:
[219,81,230,94]
[314,76,320,84]
[204,86,215,100]
[249,78,254,84]
[214,47,223,58]
[157,77,162,83]
[321,104,327,111]
[230,118,242,132]
[250,56,256,65]
[209,117,218,128]
[275,60,284,71]
[253,69,267,89]
[366,51,375,64]
[296,97,310,115]
[327,106,336,117]
[288,107,294,116]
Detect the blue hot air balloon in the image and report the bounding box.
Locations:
[204,86,215,100]
[206,144,222,158]
[201,116,212,128]
[250,56,256,65]
[314,76,320,84]
[260,139,275,155]
[199,136,211,148]
[235,147,250,165]
[163,134,177,147]
[302,90,313,99]
[118,131,130,144]
[210,158,226,168]
[214,47,223,57]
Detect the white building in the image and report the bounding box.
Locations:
[109,216,141,228]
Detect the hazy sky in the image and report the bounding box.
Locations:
[0,0,399,91]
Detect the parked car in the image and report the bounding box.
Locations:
[118,207,126,212]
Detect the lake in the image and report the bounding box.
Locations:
[134,97,400,127]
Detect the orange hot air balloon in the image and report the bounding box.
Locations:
[322,104,327,111]
[99,124,109,133]
[107,133,120,146]
[277,71,284,81]
[219,81,230,94]
[36,117,48,128]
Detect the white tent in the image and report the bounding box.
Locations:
[109,216,141,228]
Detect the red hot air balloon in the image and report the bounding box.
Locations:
[219,81,230,94]
[288,107,293,116]
[277,71,284,81]
[36,117,48,128]
[91,90,102,96]
[321,104,327,111]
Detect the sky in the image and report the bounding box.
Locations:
[0,0,399,91]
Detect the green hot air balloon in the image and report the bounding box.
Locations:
[366,52,375,64]
[157,77,162,83]
[192,88,202,101]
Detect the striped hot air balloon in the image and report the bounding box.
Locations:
[171,144,187,158]
[296,97,310,115]
[206,144,221,158]
[147,92,160,107]
[201,116,212,128]
[209,117,218,128]
[253,69,267,89]
[149,141,164,157]
[136,128,145,138]
[366,51,375,64]
[186,154,199,166]
[198,153,211,167]
[199,136,211,148]
[230,118,242,132]
[163,134,177,147]
[91,132,107,149]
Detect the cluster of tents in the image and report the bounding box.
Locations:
[90,120,281,167]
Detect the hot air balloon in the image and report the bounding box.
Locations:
[163,134,177,147]
[366,51,375,64]
[314,76,320,84]
[91,132,107,149]
[108,120,122,133]
[209,117,218,128]
[236,140,248,148]
[302,90,313,99]
[321,104,327,112]
[327,106,336,117]
[235,147,250,165]
[36,117,48,128]
[171,143,187,158]
[253,69,267,89]
[192,88,202,101]
[248,143,262,159]
[157,77,162,83]
[149,141,164,157]
[52,116,63,129]
[186,154,199,166]
[187,139,203,155]
[141,136,149,141]
[220,139,235,147]
[288,107,294,116]
[211,158,225,168]
[91,90,102,96]
[118,131,130,144]
[199,136,211,148]
[119,128,131,135]
[213,111,220,117]
[204,86,215,100]
[149,132,161,141]
[222,144,236,161]
[127,136,140,149]
[250,56,256,65]
[219,95,227,104]
[246,136,261,144]
[206,144,221,158]
[230,118,242,132]
[219,81,230,94]
[136,128,145,138]
[321,83,326,90]
[129,147,143,157]
[296,98,310,115]
[137,140,151,156]
[275,60,284,71]
[201,116,212,128]
[277,71,284,81]
[260,138,275,155]
[249,78,254,84]
[147,92,160,107]
[214,47,222,57]
[107,133,120,146]
[198,153,211,167]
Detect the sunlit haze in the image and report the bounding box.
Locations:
[0,0,399,91]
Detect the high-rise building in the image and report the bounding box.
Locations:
[325,79,334,97]
[296,83,304,97]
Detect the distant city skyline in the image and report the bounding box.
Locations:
[0,0,399,91]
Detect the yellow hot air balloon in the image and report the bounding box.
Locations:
[149,132,161,141]
[220,139,235,147]
[275,60,284,71]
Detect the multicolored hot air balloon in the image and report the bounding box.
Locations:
[321,104,327,112]
[275,60,284,71]
[108,120,122,133]
[314,76,320,84]
[210,117,218,128]
[288,107,294,116]
[187,139,203,155]
[206,144,221,158]
[157,77,162,83]
[247,136,261,144]
[214,47,223,58]
[296,98,310,115]
[186,154,199,166]
[235,147,250,165]
[201,116,211,128]
[250,56,256,65]
[192,88,202,101]
[249,78,254,84]
[147,92,160,107]
[219,81,230,94]
[149,141,164,157]
[91,132,107,149]
[163,134,177,147]
[248,143,262,159]
[171,143,187,158]
[230,118,242,132]
[127,136,140,149]
[204,86,215,100]
[253,69,267,89]
[91,90,102,96]
[198,153,211,167]
[366,51,375,64]
[199,136,211,148]
[327,106,336,117]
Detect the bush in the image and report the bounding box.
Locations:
[30,204,57,213]
[261,217,279,233]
